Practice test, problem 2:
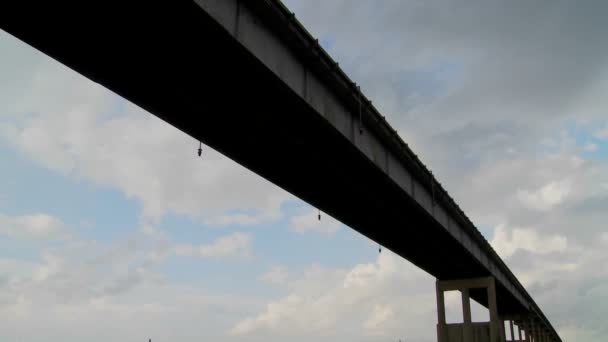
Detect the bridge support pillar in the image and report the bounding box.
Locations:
[521,319,534,342]
[516,321,526,342]
[436,277,505,342]
[504,317,524,342]
[530,318,538,342]
[516,321,523,342]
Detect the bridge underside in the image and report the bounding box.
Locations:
[1,2,526,316]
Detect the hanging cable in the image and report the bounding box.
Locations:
[197,141,202,157]
[318,209,321,221]
[378,244,382,254]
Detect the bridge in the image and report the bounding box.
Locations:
[0,1,560,341]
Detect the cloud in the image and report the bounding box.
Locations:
[363,304,394,334]
[231,252,437,341]
[174,232,252,259]
[0,254,260,342]
[259,266,289,285]
[498,234,608,341]
[516,179,572,211]
[290,209,341,235]
[594,126,608,140]
[0,33,292,224]
[0,213,67,240]
[491,224,568,259]
[0,215,264,341]
[204,211,281,227]
[584,142,598,152]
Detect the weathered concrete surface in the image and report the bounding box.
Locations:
[0,1,559,341]
[437,277,503,342]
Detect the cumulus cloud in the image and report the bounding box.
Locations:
[516,179,572,212]
[259,266,289,285]
[290,209,341,235]
[232,252,437,341]
[0,31,291,224]
[584,142,598,152]
[0,213,67,240]
[363,304,395,334]
[0,253,259,342]
[501,235,608,341]
[174,232,252,259]
[491,224,568,259]
[204,212,281,226]
[0,216,266,342]
[1,98,290,223]
[594,126,608,140]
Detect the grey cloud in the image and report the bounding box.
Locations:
[284,0,608,161]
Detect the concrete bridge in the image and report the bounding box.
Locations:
[0,1,560,341]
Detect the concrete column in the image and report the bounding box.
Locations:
[462,288,472,342]
[436,277,507,342]
[530,319,536,342]
[528,320,533,342]
[436,281,446,342]
[487,278,499,342]
[515,321,522,342]
[509,320,515,341]
[518,322,523,342]
[462,288,472,323]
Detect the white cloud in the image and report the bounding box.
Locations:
[491,224,568,259]
[174,232,252,259]
[584,142,598,152]
[0,218,265,342]
[0,256,260,342]
[594,126,608,140]
[231,252,437,341]
[1,100,290,223]
[516,179,572,211]
[204,211,281,226]
[0,41,292,225]
[259,266,289,285]
[496,231,608,341]
[363,304,394,333]
[0,213,66,240]
[290,209,341,235]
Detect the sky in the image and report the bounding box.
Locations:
[0,1,607,341]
